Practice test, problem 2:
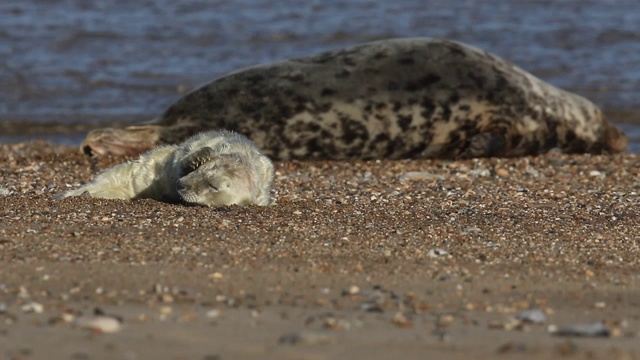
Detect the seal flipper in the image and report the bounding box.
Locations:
[81,125,162,157]
[180,147,217,175]
[462,132,507,158]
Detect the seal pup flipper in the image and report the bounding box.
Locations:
[180,146,218,175]
[81,125,162,156]
[462,132,508,158]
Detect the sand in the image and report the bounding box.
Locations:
[1,141,639,359]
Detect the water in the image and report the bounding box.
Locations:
[1,0,639,151]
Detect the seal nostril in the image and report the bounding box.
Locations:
[82,145,93,156]
[176,180,186,192]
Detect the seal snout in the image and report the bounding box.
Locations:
[176,179,187,193]
[82,144,95,156]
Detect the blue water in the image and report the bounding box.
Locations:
[0,0,639,151]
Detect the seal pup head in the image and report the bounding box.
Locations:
[176,148,260,207]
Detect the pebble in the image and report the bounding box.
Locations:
[347,285,360,295]
[427,248,449,258]
[548,321,610,337]
[495,168,510,177]
[588,170,605,179]
[401,171,445,181]
[208,272,224,280]
[48,312,76,325]
[359,302,384,313]
[0,303,6,314]
[206,309,221,319]
[515,309,546,324]
[496,341,529,354]
[76,315,122,333]
[489,318,528,331]
[392,312,412,328]
[323,317,352,330]
[0,186,11,197]
[555,340,578,355]
[524,167,540,178]
[436,314,455,328]
[21,302,44,314]
[469,169,491,177]
[278,330,333,345]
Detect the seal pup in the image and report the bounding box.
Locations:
[81,37,627,160]
[58,130,274,207]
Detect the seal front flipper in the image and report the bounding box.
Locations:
[180,147,217,175]
[461,132,507,159]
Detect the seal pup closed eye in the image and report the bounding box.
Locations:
[57,130,274,207]
[81,37,627,160]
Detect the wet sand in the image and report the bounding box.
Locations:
[1,141,639,359]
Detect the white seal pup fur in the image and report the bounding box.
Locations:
[58,130,274,206]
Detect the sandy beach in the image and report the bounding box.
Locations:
[0,141,639,359]
[2,0,640,358]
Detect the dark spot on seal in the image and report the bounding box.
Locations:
[405,74,442,91]
[440,103,452,120]
[397,57,415,65]
[373,51,387,60]
[316,102,334,113]
[340,116,369,146]
[343,57,356,67]
[406,143,428,158]
[335,69,351,79]
[372,133,390,142]
[419,74,441,87]
[444,42,467,57]
[246,74,266,83]
[321,88,336,97]
[286,72,304,82]
[398,115,412,131]
[468,73,486,89]
[494,74,508,90]
[420,98,436,119]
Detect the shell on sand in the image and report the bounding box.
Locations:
[81,38,627,160]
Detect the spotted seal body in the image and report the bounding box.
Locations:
[82,38,627,159]
[59,130,274,207]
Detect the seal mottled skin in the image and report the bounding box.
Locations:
[82,38,628,160]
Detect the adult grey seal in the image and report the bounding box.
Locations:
[81,37,627,160]
[59,130,274,207]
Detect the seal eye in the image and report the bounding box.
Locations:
[207,181,219,192]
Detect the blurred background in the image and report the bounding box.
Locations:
[0,0,638,151]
